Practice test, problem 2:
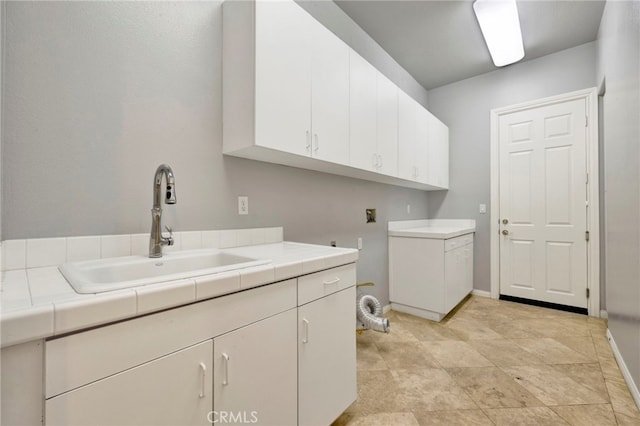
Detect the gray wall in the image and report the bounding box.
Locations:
[1,1,431,305]
[426,42,597,293]
[597,0,640,392]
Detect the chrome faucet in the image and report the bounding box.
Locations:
[149,164,177,258]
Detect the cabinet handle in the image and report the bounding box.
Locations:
[314,134,319,152]
[302,318,310,344]
[377,154,383,169]
[323,277,340,286]
[199,362,207,398]
[372,153,378,168]
[305,130,311,152]
[222,353,230,386]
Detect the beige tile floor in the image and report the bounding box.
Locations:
[333,295,640,426]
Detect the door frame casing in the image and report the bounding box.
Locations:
[490,88,600,316]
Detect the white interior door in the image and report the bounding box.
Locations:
[499,98,588,308]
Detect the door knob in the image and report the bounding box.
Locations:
[502,219,509,225]
[502,229,509,235]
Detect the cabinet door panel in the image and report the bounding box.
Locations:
[377,72,399,177]
[428,113,449,188]
[349,50,378,171]
[299,287,356,425]
[311,20,350,165]
[255,0,312,156]
[214,309,297,426]
[415,106,430,184]
[45,341,213,426]
[398,90,417,181]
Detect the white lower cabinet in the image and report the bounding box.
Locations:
[389,234,474,322]
[298,286,357,426]
[46,340,213,426]
[213,309,298,426]
[43,267,357,426]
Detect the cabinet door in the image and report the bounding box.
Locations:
[376,71,399,177]
[299,287,357,426]
[311,20,350,165]
[415,106,430,184]
[214,309,297,426]
[255,0,312,157]
[428,112,449,189]
[398,90,418,181]
[46,341,213,426]
[464,243,474,297]
[444,248,462,313]
[349,50,378,172]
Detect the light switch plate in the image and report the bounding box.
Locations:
[479,204,487,214]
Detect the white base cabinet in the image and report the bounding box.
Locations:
[42,266,357,426]
[46,341,213,426]
[389,234,473,321]
[214,309,298,426]
[299,287,357,426]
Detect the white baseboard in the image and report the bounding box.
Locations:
[600,310,608,319]
[606,329,640,411]
[471,289,491,298]
[382,304,392,314]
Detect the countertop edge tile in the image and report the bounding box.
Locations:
[1,304,54,347]
[239,265,276,290]
[135,279,196,315]
[195,271,241,300]
[54,290,137,336]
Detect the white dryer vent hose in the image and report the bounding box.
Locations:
[356,294,390,333]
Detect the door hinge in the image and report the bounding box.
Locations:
[586,288,590,299]
[585,116,588,127]
[586,173,589,184]
[585,230,590,241]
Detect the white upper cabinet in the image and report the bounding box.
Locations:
[398,90,431,184]
[398,90,419,181]
[376,72,399,177]
[310,19,350,164]
[349,51,399,177]
[254,0,312,157]
[223,0,448,191]
[349,50,378,172]
[427,111,449,189]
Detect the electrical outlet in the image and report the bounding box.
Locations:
[479,204,487,214]
[238,196,248,215]
[407,203,411,214]
[357,237,363,250]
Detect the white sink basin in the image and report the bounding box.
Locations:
[59,249,272,294]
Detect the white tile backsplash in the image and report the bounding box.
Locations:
[2,227,284,271]
[202,230,220,249]
[219,230,238,249]
[180,231,202,250]
[101,235,131,258]
[66,236,101,262]
[26,238,66,269]
[3,240,26,271]
[130,234,149,256]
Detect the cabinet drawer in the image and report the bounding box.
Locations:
[444,233,474,252]
[297,264,356,305]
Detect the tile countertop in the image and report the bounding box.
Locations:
[0,242,358,348]
[388,219,476,239]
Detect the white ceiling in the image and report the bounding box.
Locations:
[335,0,606,90]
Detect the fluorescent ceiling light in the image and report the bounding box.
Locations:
[473,0,525,67]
